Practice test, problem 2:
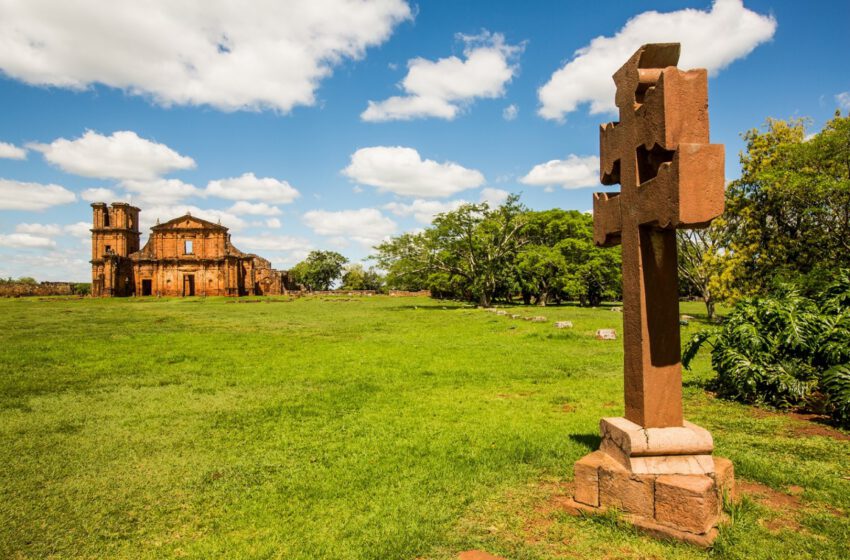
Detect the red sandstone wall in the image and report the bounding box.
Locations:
[0,282,77,297]
[148,230,228,260]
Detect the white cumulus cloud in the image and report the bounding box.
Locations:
[837,92,850,111]
[382,188,510,224]
[303,208,396,247]
[480,187,510,206]
[502,104,518,121]
[362,31,522,121]
[81,187,117,202]
[15,223,61,236]
[206,172,300,204]
[29,130,195,180]
[343,146,485,198]
[0,233,56,249]
[266,218,282,229]
[520,155,600,189]
[228,201,282,216]
[383,199,466,224]
[231,234,313,253]
[0,0,412,113]
[64,222,92,238]
[0,141,26,160]
[139,205,245,232]
[0,179,76,210]
[122,178,200,206]
[0,249,89,281]
[538,0,776,121]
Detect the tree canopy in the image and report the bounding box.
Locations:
[716,113,850,298]
[290,250,348,291]
[373,197,621,306]
[340,264,385,291]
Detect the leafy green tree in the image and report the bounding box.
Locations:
[721,114,850,298]
[288,261,309,290]
[72,283,91,296]
[514,245,567,306]
[291,250,348,291]
[375,200,623,306]
[341,264,385,291]
[559,236,622,306]
[372,232,431,292]
[375,196,528,306]
[677,226,724,320]
[432,195,528,306]
[528,210,623,307]
[341,264,366,290]
[516,209,575,305]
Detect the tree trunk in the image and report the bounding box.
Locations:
[480,293,491,307]
[537,289,548,306]
[704,294,716,322]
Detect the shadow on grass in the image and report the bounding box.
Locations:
[568,433,601,451]
[683,377,709,390]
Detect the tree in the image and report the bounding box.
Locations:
[515,244,567,306]
[516,209,598,306]
[677,225,724,320]
[721,114,850,297]
[374,195,529,306]
[371,232,431,292]
[288,261,310,290]
[71,283,91,296]
[529,210,622,307]
[341,264,385,291]
[558,236,622,306]
[375,200,624,306]
[291,250,348,291]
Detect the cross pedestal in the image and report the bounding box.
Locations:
[567,44,734,546]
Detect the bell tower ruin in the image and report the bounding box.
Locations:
[90,202,141,297]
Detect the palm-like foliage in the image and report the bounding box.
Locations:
[684,271,850,427]
[822,365,850,426]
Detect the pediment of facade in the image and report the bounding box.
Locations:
[151,214,227,232]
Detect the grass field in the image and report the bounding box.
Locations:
[0,296,847,559]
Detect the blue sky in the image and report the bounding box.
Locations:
[0,0,847,281]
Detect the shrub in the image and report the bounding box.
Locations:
[72,283,91,296]
[683,270,850,427]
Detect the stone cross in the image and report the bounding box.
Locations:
[593,43,724,428]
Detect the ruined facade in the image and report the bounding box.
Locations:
[91,202,290,297]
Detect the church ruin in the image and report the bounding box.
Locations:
[90,202,290,297]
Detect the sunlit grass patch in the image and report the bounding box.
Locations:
[0,296,846,559]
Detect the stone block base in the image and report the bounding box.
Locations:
[560,497,719,548]
[567,420,735,545]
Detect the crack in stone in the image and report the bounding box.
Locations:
[641,427,651,451]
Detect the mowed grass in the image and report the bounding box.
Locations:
[0,296,847,560]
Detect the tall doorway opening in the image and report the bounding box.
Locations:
[183,274,195,296]
[141,279,152,296]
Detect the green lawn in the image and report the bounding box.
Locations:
[0,296,847,559]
